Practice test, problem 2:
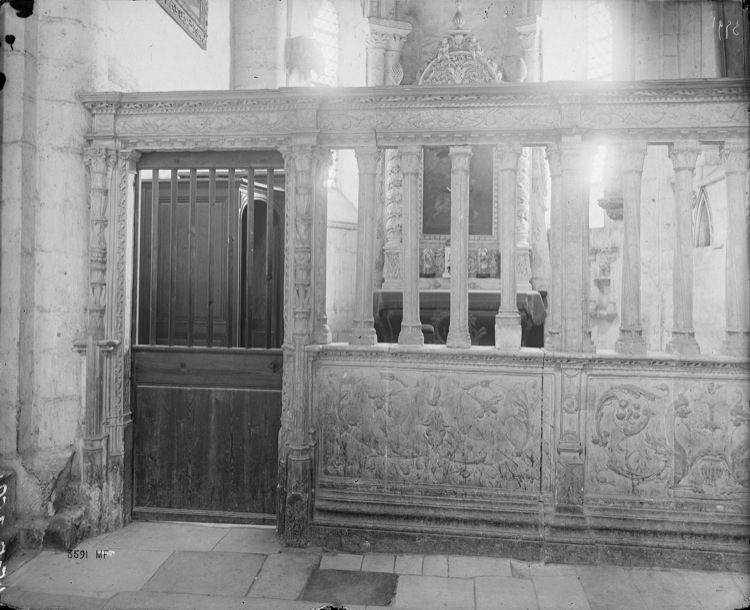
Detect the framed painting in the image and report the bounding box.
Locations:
[419,145,496,239]
[157,0,208,50]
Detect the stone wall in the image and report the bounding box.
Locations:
[310,346,750,571]
[105,0,231,92]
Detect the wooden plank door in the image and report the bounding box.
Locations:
[131,152,285,524]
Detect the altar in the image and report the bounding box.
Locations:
[374,285,546,346]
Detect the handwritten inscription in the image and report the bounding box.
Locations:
[712,17,741,40]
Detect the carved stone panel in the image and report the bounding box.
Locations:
[587,375,750,504]
[315,365,543,492]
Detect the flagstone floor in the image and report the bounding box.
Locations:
[2,522,748,610]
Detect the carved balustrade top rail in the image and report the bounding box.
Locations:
[81,79,749,150]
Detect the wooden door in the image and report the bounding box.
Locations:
[131,152,285,523]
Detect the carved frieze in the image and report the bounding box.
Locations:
[316,366,542,492]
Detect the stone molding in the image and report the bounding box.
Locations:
[80,80,749,149]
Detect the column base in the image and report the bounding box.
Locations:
[516,245,533,292]
[495,310,521,350]
[720,330,750,358]
[615,330,647,355]
[666,330,700,356]
[350,324,377,345]
[398,323,424,346]
[312,324,332,345]
[446,328,471,349]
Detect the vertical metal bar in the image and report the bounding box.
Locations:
[207,168,216,347]
[265,169,275,348]
[187,169,197,346]
[244,168,255,348]
[168,169,178,346]
[149,169,159,345]
[226,169,236,348]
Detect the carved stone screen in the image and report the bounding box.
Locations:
[421,146,494,236]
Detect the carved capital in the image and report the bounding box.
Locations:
[356,146,379,174]
[449,145,472,172]
[621,141,647,174]
[367,18,412,52]
[399,145,421,174]
[720,140,749,175]
[668,141,701,171]
[546,144,562,177]
[495,142,523,170]
[120,150,142,173]
[515,17,541,51]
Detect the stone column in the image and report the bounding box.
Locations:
[545,145,563,351]
[598,146,624,221]
[516,17,550,293]
[398,146,423,345]
[351,147,379,345]
[231,0,286,89]
[558,137,595,353]
[495,143,523,349]
[447,146,472,349]
[312,148,332,345]
[82,146,116,486]
[666,141,701,356]
[368,18,412,290]
[615,142,648,355]
[278,142,316,545]
[720,140,750,357]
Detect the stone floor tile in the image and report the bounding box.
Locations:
[422,554,449,577]
[0,588,109,610]
[628,568,702,610]
[142,550,264,597]
[319,552,364,571]
[105,591,318,610]
[394,575,474,610]
[395,554,424,575]
[681,570,747,610]
[5,548,171,595]
[475,575,539,610]
[529,561,580,576]
[247,551,320,599]
[533,575,591,610]
[448,555,512,578]
[576,565,645,610]
[301,569,398,607]
[510,560,532,580]
[212,525,283,554]
[76,521,229,552]
[362,553,396,573]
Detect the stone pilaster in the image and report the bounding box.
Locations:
[351,147,380,345]
[615,142,648,355]
[545,145,563,351]
[720,141,750,357]
[279,142,316,545]
[312,148,332,345]
[666,141,701,356]
[515,16,541,82]
[555,137,595,353]
[515,147,532,291]
[447,146,472,349]
[82,146,116,486]
[398,146,423,346]
[495,143,523,350]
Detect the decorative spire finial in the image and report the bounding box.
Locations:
[452,1,466,30]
